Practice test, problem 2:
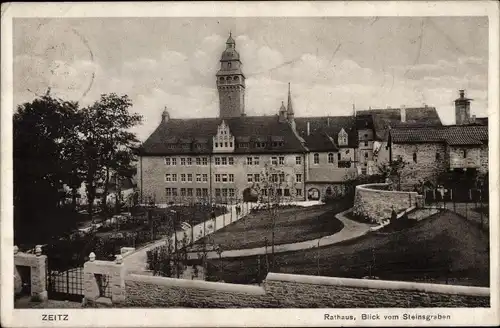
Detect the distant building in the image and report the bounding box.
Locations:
[387,90,488,189]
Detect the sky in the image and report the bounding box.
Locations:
[13,17,488,141]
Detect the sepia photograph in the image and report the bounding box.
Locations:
[1,1,499,327]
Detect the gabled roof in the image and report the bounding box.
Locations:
[140,116,307,155]
[294,116,358,148]
[389,125,488,146]
[357,107,442,141]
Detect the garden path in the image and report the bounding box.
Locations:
[123,203,259,273]
[186,208,372,260]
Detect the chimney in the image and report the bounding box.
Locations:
[471,115,476,124]
[307,121,310,136]
[459,89,465,99]
[400,105,406,123]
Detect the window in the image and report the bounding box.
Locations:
[247,174,253,183]
[262,189,268,197]
[346,149,350,154]
[221,157,227,165]
[279,156,285,165]
[166,188,172,197]
[196,188,202,197]
[187,188,193,197]
[413,152,417,163]
[463,149,467,158]
[313,153,319,164]
[181,188,187,197]
[196,174,202,182]
[224,142,227,147]
[222,174,228,183]
[202,188,208,197]
[172,188,178,196]
[215,174,221,182]
[272,174,278,183]
[165,158,171,165]
[254,174,260,182]
[165,174,171,182]
[364,141,368,147]
[187,174,193,182]
[181,174,186,182]
[279,174,285,183]
[187,158,192,166]
[337,153,341,161]
[172,158,177,165]
[228,157,234,165]
[247,157,253,165]
[254,157,260,165]
[202,174,208,182]
[181,158,186,166]
[364,133,368,139]
[276,189,283,196]
[436,152,440,161]
[215,142,218,148]
[328,153,334,164]
[296,188,302,196]
[296,174,302,183]
[229,142,233,147]
[202,157,208,166]
[361,168,367,175]
[271,157,278,165]
[196,158,201,165]
[365,152,369,158]
[229,174,234,182]
[215,188,221,197]
[222,188,228,198]
[229,188,235,197]
[215,157,221,166]
[172,174,177,182]
[284,189,290,197]
[296,156,302,165]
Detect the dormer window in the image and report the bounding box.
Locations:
[338,128,348,146]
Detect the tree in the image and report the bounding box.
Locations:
[78,94,142,222]
[377,157,414,191]
[13,92,81,243]
[252,163,297,270]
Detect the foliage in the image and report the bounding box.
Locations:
[376,157,411,190]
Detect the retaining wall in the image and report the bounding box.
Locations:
[116,272,489,308]
[353,183,423,222]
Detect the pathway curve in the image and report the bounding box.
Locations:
[186,208,372,260]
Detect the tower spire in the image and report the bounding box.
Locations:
[287,82,294,116]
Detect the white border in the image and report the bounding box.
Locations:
[1,1,499,327]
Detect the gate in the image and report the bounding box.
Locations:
[46,256,85,302]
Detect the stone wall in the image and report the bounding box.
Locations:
[391,143,447,185]
[352,183,422,221]
[119,272,489,308]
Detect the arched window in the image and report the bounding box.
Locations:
[228,62,232,68]
[413,152,417,163]
[233,76,238,81]
[219,77,225,82]
[337,153,341,161]
[328,153,334,163]
[463,149,467,158]
[313,153,319,164]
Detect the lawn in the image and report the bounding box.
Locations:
[195,202,349,250]
[206,210,490,287]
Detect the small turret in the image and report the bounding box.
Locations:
[161,107,170,123]
[279,101,287,122]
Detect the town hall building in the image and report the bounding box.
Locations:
[137,33,485,204]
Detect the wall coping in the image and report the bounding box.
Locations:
[356,183,419,196]
[265,273,489,297]
[126,273,266,295]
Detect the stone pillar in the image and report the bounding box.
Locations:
[13,245,48,301]
[83,253,127,305]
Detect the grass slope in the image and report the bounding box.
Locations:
[207,211,489,287]
[196,203,347,250]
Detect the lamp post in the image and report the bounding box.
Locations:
[170,209,180,278]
